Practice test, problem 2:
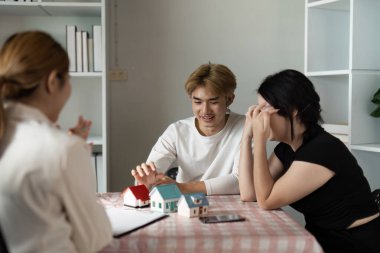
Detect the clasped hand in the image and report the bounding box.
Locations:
[245,103,278,141]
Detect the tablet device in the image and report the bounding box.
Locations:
[199,214,245,224]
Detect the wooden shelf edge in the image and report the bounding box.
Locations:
[70,72,102,77]
[0,2,101,7]
[308,0,350,11]
[350,144,380,153]
[306,70,349,76]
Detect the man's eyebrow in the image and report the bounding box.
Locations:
[192,96,219,101]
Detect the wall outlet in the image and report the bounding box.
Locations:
[109,68,128,81]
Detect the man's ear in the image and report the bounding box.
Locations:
[45,70,59,94]
[226,94,235,106]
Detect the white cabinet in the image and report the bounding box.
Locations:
[0,0,108,192]
[305,0,380,187]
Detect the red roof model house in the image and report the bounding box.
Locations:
[123,185,150,207]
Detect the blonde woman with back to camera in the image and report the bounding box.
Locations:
[0,31,112,252]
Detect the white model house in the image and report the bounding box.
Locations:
[149,184,182,213]
[177,193,209,218]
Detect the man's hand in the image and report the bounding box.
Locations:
[131,162,166,189]
[155,175,176,186]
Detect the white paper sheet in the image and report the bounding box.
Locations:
[105,207,167,237]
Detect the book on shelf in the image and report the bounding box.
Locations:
[93,25,102,72]
[82,31,89,72]
[322,124,349,145]
[88,38,94,72]
[65,25,98,73]
[322,123,348,135]
[76,30,82,72]
[66,25,77,72]
[331,133,349,145]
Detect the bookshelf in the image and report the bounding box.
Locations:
[305,0,380,186]
[0,0,108,192]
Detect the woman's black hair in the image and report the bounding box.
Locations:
[257,69,323,140]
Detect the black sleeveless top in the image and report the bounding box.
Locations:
[274,126,378,230]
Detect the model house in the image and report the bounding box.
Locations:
[149,184,182,213]
[123,185,150,207]
[177,193,209,218]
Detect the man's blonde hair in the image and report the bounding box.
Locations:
[185,63,236,96]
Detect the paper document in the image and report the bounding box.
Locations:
[106,208,167,237]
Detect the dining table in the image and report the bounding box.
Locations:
[98,192,323,253]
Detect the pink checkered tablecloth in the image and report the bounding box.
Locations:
[98,193,323,253]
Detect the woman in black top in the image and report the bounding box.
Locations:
[238,69,380,253]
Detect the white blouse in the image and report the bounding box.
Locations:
[0,102,112,253]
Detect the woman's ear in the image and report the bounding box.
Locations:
[45,70,59,94]
[292,109,299,118]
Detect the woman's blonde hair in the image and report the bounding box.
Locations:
[184,63,236,96]
[0,31,69,139]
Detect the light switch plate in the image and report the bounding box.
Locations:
[109,68,127,81]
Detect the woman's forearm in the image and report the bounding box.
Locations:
[253,137,274,209]
[239,137,256,201]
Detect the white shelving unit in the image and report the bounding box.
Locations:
[0,0,108,192]
[305,0,380,187]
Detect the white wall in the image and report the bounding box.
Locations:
[106,0,306,224]
[107,0,305,190]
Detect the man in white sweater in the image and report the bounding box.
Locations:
[131,63,245,195]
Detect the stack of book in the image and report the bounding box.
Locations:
[322,123,349,146]
[66,25,102,73]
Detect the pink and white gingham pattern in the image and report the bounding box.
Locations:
[98,193,323,253]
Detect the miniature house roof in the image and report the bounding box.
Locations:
[180,193,209,208]
[150,184,181,200]
[125,185,150,201]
